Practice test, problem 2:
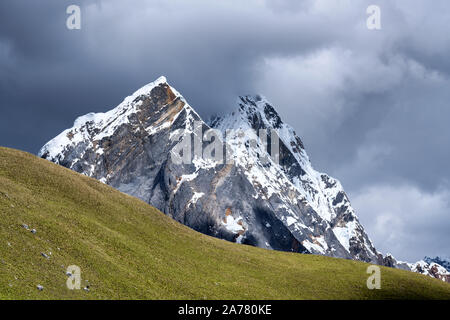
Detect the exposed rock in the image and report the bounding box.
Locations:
[410,259,450,283]
[41,252,50,259]
[424,256,450,272]
[36,77,413,268]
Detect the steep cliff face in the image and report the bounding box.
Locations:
[209,95,381,263]
[391,256,450,283]
[410,260,450,282]
[38,77,386,264]
[424,256,450,272]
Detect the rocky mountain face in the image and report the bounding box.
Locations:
[38,77,448,281]
[424,256,450,272]
[407,256,450,282]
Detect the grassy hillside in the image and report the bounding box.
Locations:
[0,147,449,300]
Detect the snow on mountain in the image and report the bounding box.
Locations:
[424,256,450,272]
[39,76,446,280]
[375,253,450,283]
[410,259,450,282]
[210,95,379,261]
[41,76,170,162]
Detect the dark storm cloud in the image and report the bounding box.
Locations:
[0,0,329,151]
[0,0,449,261]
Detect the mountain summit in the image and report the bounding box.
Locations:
[38,77,447,279]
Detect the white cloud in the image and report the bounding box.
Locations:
[351,184,450,262]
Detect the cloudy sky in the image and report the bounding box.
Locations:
[1,0,449,262]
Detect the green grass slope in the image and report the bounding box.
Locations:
[0,147,449,300]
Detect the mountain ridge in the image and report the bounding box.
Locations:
[38,76,449,282]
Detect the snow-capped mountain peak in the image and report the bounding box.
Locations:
[39,77,199,167]
[39,76,447,282]
[209,94,379,260]
[424,256,450,273]
[410,259,450,282]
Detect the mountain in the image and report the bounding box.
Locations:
[424,256,450,272]
[403,256,450,282]
[2,147,450,299]
[409,260,450,283]
[38,77,380,262]
[37,76,449,281]
[209,95,382,262]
